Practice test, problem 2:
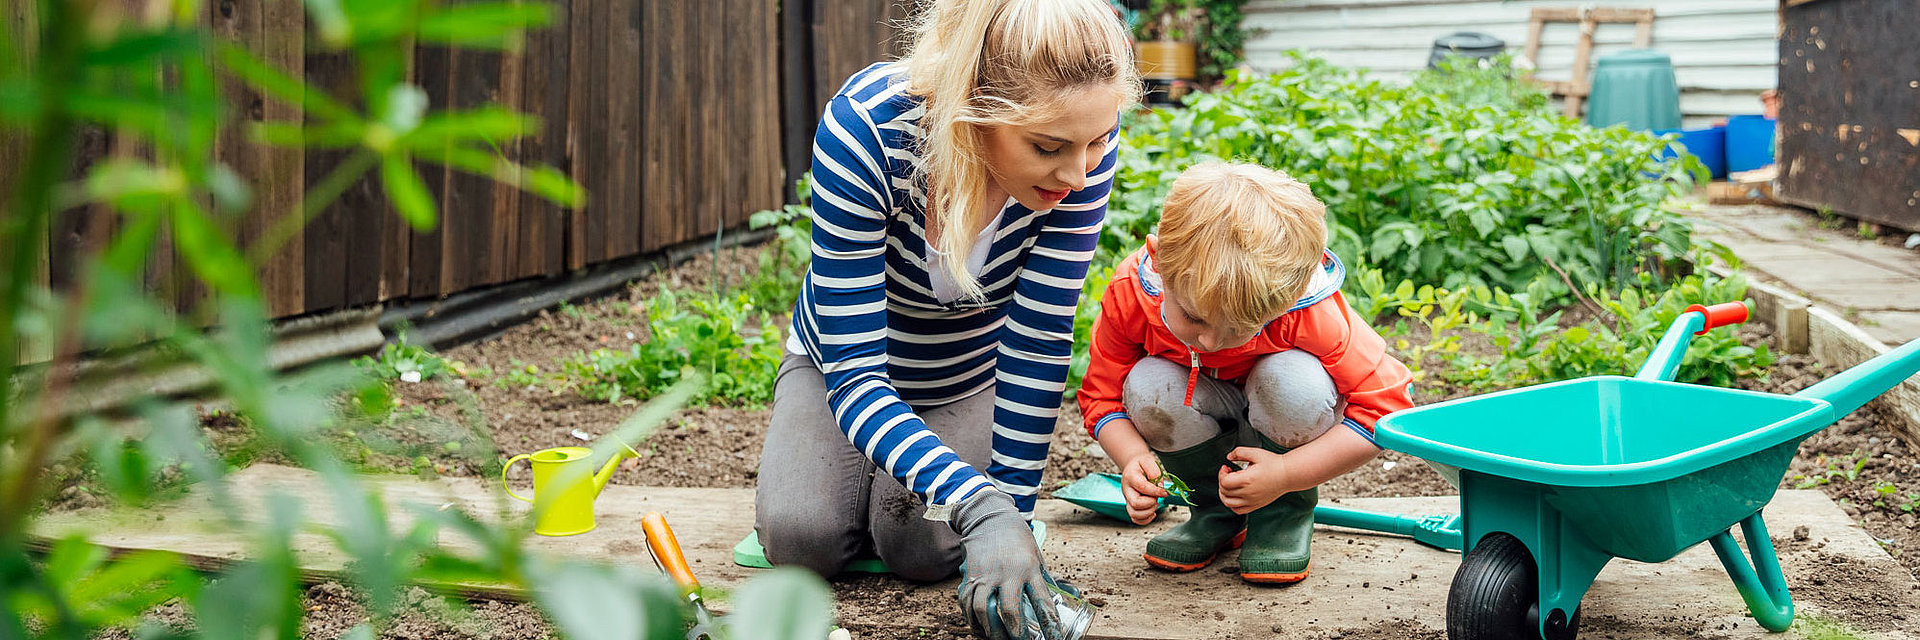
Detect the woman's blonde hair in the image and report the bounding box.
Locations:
[1156,162,1329,332]
[903,0,1140,300]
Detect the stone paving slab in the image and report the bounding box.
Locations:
[1689,203,1920,345]
[30,464,1920,639]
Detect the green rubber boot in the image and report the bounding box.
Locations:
[1143,429,1246,572]
[1239,431,1317,583]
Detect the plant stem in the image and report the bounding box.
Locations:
[0,0,87,536]
[246,149,378,266]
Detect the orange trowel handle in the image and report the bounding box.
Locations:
[641,511,700,592]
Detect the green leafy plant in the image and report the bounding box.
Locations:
[1107,54,1702,299]
[557,289,785,406]
[355,330,449,383]
[1356,270,1772,392]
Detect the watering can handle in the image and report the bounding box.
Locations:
[501,454,535,503]
[642,511,702,593]
[1685,302,1750,335]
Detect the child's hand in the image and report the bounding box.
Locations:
[1119,455,1169,525]
[1218,447,1290,515]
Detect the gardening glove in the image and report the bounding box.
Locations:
[952,489,1060,640]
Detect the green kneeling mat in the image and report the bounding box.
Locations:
[733,522,1048,572]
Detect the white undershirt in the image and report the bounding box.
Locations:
[927,215,1000,303]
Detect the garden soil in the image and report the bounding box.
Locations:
[93,242,1920,638]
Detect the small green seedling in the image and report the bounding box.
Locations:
[1156,470,1193,503]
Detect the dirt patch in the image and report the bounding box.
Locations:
[832,575,975,640]
[1779,549,1920,636]
[93,583,555,640]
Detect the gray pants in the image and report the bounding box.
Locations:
[754,353,995,582]
[1124,351,1343,452]
[1125,352,1462,487]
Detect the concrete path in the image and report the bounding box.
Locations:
[32,464,1920,639]
[1688,202,1920,345]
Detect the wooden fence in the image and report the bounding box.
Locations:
[16,0,909,320]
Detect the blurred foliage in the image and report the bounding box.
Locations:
[0,1,828,638]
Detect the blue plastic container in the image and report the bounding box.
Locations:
[1725,114,1777,172]
[1656,126,1728,180]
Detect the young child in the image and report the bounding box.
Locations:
[1077,162,1414,584]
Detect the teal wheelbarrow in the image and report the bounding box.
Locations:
[1376,301,1920,639]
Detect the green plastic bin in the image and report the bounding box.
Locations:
[1585,49,1681,132]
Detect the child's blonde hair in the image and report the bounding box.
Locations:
[903,0,1140,300]
[1156,162,1329,331]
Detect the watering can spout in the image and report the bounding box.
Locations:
[1795,338,1920,419]
[593,443,641,495]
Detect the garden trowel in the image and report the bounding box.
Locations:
[643,511,719,640]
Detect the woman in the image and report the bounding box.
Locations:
[754,0,1138,637]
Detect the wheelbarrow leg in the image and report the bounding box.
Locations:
[1708,513,1794,632]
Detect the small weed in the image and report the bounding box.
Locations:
[1793,451,1871,489]
[1816,206,1845,231]
[355,330,448,383]
[1796,613,1873,640]
[1856,221,1879,240]
[1155,470,1193,503]
[1872,481,1920,512]
[494,359,547,390]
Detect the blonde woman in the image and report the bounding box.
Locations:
[754,0,1138,636]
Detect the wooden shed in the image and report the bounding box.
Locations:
[1774,0,1920,232]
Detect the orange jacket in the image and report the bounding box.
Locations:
[1078,242,1414,444]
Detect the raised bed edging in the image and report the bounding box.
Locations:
[1727,266,1920,447]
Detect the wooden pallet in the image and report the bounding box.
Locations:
[1523,7,1655,119]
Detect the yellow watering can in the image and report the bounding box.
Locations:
[501,444,639,536]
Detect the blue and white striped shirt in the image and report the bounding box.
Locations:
[787,62,1117,518]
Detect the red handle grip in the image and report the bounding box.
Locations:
[1685,301,1749,335]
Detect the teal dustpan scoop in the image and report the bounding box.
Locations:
[1055,473,1189,521]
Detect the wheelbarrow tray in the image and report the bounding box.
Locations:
[1378,375,1830,563]
[1379,376,1828,488]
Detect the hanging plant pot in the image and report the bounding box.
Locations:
[1135,40,1197,81]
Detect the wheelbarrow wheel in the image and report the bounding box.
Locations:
[1448,533,1580,640]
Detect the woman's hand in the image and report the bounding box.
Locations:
[1119,454,1167,525]
[1218,447,1291,515]
[951,490,1060,640]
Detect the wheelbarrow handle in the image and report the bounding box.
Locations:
[1635,301,1750,382]
[1686,302,1750,335]
[1795,337,1920,420]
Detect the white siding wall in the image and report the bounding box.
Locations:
[1243,0,1779,128]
